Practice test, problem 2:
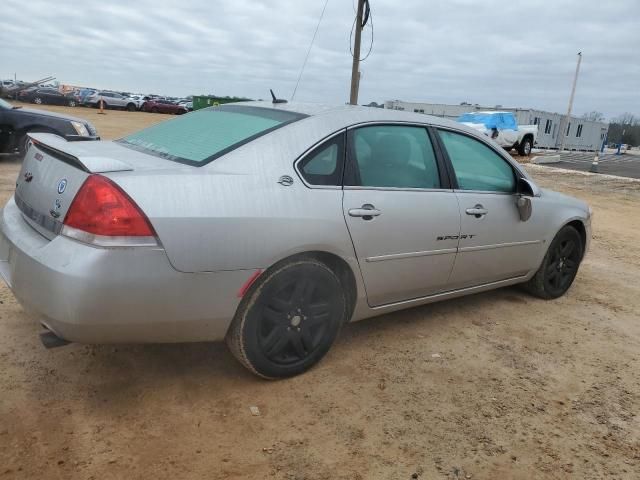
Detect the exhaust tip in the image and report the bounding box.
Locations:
[39,330,71,349]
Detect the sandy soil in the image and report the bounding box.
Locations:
[0,106,639,479]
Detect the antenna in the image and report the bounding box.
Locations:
[270,89,287,104]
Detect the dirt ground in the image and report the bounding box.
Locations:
[1,106,639,480]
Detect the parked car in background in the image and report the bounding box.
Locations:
[178,100,193,112]
[0,97,98,155]
[85,91,138,111]
[126,94,145,110]
[458,111,537,156]
[16,87,38,102]
[0,103,591,378]
[74,88,97,106]
[142,99,188,114]
[21,88,79,107]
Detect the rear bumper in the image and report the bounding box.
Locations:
[0,196,253,344]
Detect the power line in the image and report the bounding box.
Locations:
[349,0,373,61]
[349,0,372,105]
[291,0,330,101]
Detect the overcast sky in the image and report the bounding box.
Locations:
[2,0,638,119]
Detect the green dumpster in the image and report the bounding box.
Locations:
[192,96,251,111]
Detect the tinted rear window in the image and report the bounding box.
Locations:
[116,105,307,166]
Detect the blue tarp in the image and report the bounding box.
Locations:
[457,112,518,131]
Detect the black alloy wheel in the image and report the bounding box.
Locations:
[227,259,347,378]
[544,236,581,295]
[525,225,583,299]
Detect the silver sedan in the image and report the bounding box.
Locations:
[0,102,591,378]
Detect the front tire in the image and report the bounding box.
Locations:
[524,225,583,299]
[518,136,533,156]
[126,103,136,112]
[33,97,43,105]
[226,258,347,379]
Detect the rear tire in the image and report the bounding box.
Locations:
[518,136,533,156]
[226,258,347,379]
[33,97,43,105]
[68,99,77,107]
[524,225,583,299]
[151,107,158,113]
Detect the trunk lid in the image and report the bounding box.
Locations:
[14,133,179,239]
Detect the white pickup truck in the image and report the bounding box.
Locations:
[458,111,537,156]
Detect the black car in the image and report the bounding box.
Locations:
[0,98,99,156]
[21,88,79,107]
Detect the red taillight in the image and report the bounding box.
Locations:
[63,175,155,237]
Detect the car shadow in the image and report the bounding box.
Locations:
[30,286,533,406]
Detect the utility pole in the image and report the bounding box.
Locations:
[349,0,365,105]
[558,52,582,152]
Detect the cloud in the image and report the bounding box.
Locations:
[1,0,638,118]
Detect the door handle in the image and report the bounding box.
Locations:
[348,204,381,220]
[465,204,488,218]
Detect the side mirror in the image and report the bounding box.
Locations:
[516,178,539,222]
[516,196,532,222]
[518,178,540,197]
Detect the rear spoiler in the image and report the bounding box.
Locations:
[28,133,133,173]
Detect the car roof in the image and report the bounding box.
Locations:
[232,100,468,131]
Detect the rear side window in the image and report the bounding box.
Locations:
[438,129,515,192]
[297,133,344,186]
[117,105,307,166]
[347,125,440,189]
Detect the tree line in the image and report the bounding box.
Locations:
[583,111,640,146]
[607,113,639,146]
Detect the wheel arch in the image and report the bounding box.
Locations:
[240,250,359,323]
[518,133,534,148]
[565,219,587,259]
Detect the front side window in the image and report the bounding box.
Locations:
[438,130,515,193]
[117,105,307,166]
[297,134,344,186]
[347,125,440,189]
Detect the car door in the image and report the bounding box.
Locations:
[109,93,123,108]
[342,124,460,307]
[41,89,57,104]
[40,89,58,104]
[436,128,547,289]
